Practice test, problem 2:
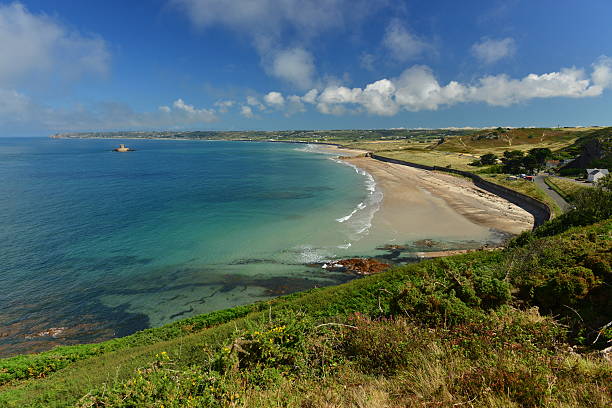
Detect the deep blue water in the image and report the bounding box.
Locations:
[0,138,374,356]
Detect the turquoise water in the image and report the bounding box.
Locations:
[0,138,383,356]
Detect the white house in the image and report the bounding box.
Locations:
[586,168,609,183]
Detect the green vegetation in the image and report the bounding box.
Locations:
[0,305,263,386]
[52,128,474,145]
[12,128,606,406]
[544,177,590,203]
[558,127,612,172]
[1,181,611,407]
[429,127,578,155]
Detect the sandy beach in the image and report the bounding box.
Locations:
[341,155,534,241]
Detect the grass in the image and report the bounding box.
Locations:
[482,174,563,216]
[432,128,578,155]
[1,214,610,407]
[545,177,591,203]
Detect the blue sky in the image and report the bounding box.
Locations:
[1,0,612,136]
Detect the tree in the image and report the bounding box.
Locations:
[501,151,525,174]
[503,150,524,160]
[527,148,552,163]
[521,155,539,174]
[526,148,553,173]
[480,153,498,165]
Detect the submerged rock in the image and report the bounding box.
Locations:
[322,258,390,275]
[414,239,439,248]
[24,327,67,339]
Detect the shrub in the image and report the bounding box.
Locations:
[340,315,433,375]
[535,266,599,308]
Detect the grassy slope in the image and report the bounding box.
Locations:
[431,128,578,155]
[559,127,612,168]
[544,177,591,203]
[1,217,610,407]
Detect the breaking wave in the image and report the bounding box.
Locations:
[331,158,383,239]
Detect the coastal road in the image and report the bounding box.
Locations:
[534,175,572,213]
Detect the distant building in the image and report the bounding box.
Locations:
[586,168,609,183]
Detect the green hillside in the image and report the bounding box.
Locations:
[559,127,612,171]
[431,127,579,154]
[1,180,611,407]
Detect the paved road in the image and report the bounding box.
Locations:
[534,175,572,213]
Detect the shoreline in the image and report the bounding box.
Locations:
[56,136,534,248]
[331,149,533,247]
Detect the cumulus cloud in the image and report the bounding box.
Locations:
[263,57,612,116]
[591,55,612,89]
[302,89,319,104]
[246,95,266,111]
[164,98,218,122]
[471,37,516,64]
[240,105,254,118]
[214,99,235,113]
[264,91,285,107]
[269,48,316,90]
[383,19,431,62]
[0,2,110,87]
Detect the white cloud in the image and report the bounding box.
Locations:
[0,2,110,87]
[240,105,254,118]
[285,95,306,116]
[246,96,266,111]
[471,37,516,64]
[214,99,235,113]
[360,79,398,116]
[591,55,612,89]
[302,89,319,104]
[265,57,612,116]
[170,0,374,44]
[383,19,431,62]
[264,91,285,107]
[269,48,315,89]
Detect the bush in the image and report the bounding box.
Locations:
[535,266,599,308]
[340,315,432,375]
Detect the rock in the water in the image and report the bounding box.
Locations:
[322,258,390,275]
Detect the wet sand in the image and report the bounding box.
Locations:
[343,156,534,238]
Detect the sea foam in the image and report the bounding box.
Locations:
[331,158,383,239]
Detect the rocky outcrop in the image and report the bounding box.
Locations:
[322,258,391,275]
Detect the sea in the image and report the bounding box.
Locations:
[0,137,495,356]
[0,138,389,356]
